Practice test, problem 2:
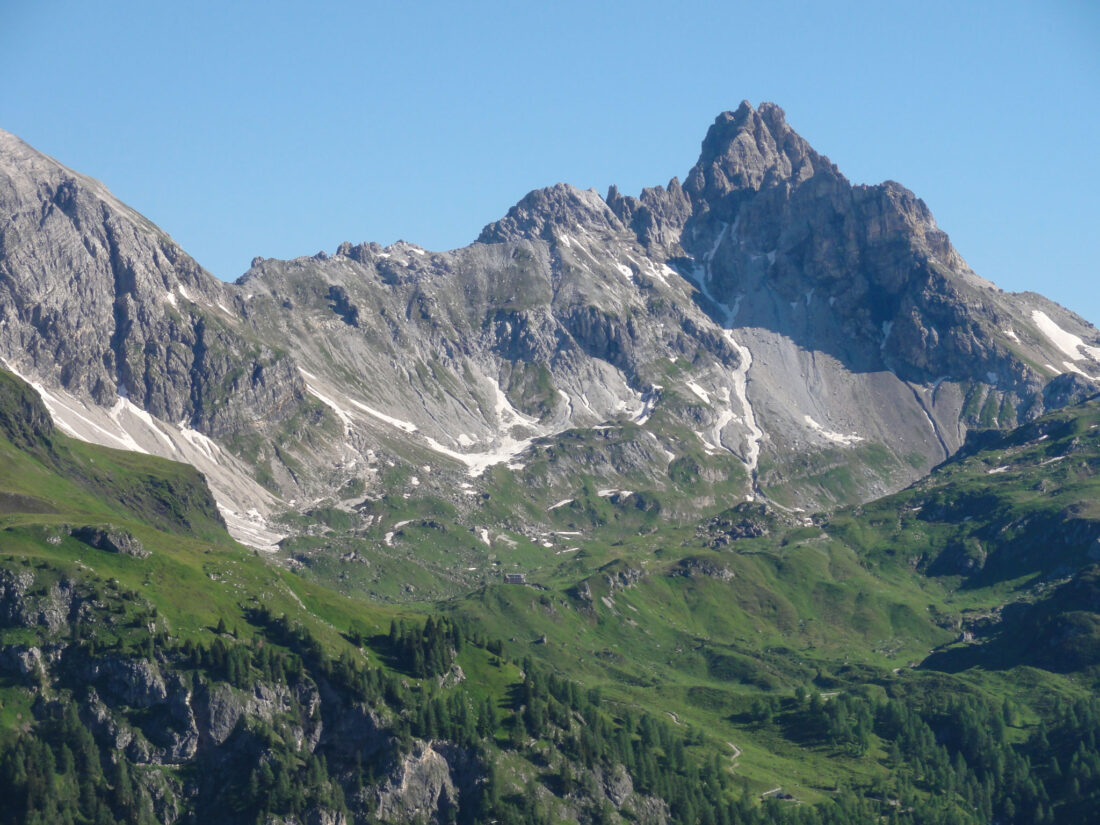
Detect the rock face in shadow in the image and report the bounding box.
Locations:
[679,101,1054,393]
[2,105,1100,526]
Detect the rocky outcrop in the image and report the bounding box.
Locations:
[606,179,692,258]
[697,501,781,547]
[596,762,635,807]
[373,741,463,824]
[84,655,169,707]
[198,680,322,751]
[602,564,645,592]
[71,525,149,558]
[671,557,735,581]
[0,568,90,632]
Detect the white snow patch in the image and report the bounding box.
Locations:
[548,498,574,511]
[686,381,711,405]
[881,321,894,351]
[606,385,648,424]
[614,262,634,282]
[557,390,573,419]
[720,330,764,473]
[1032,310,1100,361]
[706,222,729,261]
[217,506,284,553]
[1003,328,1020,343]
[489,377,539,427]
[641,262,670,286]
[384,532,395,546]
[803,415,864,446]
[694,430,718,454]
[1063,362,1100,380]
[178,425,223,462]
[634,387,659,426]
[345,397,419,433]
[409,476,420,486]
[111,397,176,452]
[302,382,354,434]
[422,434,537,478]
[707,387,737,454]
[986,466,1009,475]
[165,291,177,308]
[726,293,743,322]
[477,528,491,546]
[457,433,475,447]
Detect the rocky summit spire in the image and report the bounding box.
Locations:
[684,101,835,213]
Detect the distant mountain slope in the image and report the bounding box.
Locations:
[2,104,1098,546]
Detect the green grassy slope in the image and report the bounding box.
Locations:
[3,366,1100,824]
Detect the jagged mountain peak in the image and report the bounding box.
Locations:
[684,101,837,212]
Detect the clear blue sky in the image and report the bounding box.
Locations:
[3,1,1098,324]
